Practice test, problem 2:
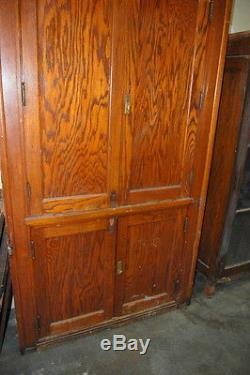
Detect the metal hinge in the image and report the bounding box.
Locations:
[7,238,14,257]
[30,241,36,260]
[208,0,215,22]
[109,217,117,234]
[35,315,41,334]
[183,216,189,233]
[21,81,26,106]
[117,260,123,275]
[110,191,117,208]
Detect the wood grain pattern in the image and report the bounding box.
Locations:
[42,193,108,213]
[38,0,111,198]
[199,30,250,282]
[0,0,233,350]
[185,0,233,298]
[33,220,115,338]
[120,0,200,204]
[115,209,186,315]
[26,197,193,227]
[199,58,250,270]
[227,31,250,56]
[0,0,38,351]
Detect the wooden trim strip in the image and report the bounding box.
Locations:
[42,193,108,214]
[186,0,233,297]
[36,300,177,351]
[26,197,194,227]
[222,260,250,277]
[50,310,104,336]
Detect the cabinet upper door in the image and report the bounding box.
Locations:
[20,0,114,215]
[117,0,210,205]
[20,0,210,215]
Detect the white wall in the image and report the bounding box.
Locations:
[230,0,250,33]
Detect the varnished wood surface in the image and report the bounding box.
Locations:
[120,0,206,205]
[25,197,193,227]
[0,0,38,350]
[39,0,111,198]
[0,0,233,350]
[227,31,250,56]
[115,208,187,315]
[199,57,250,271]
[36,300,177,349]
[199,28,250,282]
[186,0,233,293]
[33,219,115,338]
[124,0,198,189]
[21,0,113,214]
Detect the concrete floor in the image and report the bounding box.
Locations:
[0,275,250,375]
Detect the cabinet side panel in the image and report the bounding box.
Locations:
[0,0,37,350]
[199,58,249,272]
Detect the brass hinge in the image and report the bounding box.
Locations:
[7,238,14,257]
[117,260,123,275]
[110,191,117,208]
[109,217,117,234]
[35,315,41,334]
[21,81,26,106]
[208,0,215,22]
[30,241,36,260]
[183,216,189,233]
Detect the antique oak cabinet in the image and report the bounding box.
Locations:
[199,31,250,285]
[0,0,232,351]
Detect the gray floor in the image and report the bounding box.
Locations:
[0,275,250,375]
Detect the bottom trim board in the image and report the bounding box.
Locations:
[35,300,177,351]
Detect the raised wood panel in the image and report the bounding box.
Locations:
[32,219,115,338]
[115,208,187,315]
[0,0,232,351]
[21,0,113,214]
[120,0,208,204]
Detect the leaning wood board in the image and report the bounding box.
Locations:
[0,0,232,351]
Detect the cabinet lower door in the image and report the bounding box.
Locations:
[115,209,187,315]
[32,219,115,339]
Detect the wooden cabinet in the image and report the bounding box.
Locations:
[0,0,232,351]
[199,31,250,285]
[32,218,115,339]
[115,208,187,316]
